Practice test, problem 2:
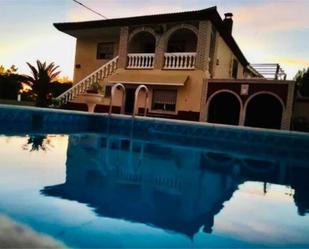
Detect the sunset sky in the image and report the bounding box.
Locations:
[0,0,308,80]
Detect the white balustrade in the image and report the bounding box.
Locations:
[163,52,196,70]
[56,56,119,105]
[127,53,155,69]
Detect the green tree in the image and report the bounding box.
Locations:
[24,60,61,107]
[294,68,309,97]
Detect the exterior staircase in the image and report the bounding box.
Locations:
[56,56,119,105]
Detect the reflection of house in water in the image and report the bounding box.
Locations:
[42,134,309,238]
[42,135,240,237]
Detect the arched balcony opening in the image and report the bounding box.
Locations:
[127,31,156,69]
[164,28,198,70]
[167,29,197,53]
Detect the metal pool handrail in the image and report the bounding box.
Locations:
[109,83,126,115]
[133,85,149,118]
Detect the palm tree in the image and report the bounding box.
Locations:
[24,60,60,107]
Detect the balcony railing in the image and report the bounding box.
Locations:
[164,52,196,70]
[127,53,154,69]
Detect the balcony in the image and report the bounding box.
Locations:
[127,53,155,69]
[163,52,196,70]
[126,28,198,70]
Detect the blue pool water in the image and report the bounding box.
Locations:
[0,105,309,248]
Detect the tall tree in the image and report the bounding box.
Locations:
[24,60,61,107]
[295,68,309,97]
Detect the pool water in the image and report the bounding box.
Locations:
[0,106,309,248]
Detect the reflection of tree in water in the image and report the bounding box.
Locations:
[23,135,53,152]
[291,167,309,216]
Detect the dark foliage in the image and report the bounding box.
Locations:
[295,68,309,97]
[0,73,26,99]
[50,82,72,97]
[22,135,52,151]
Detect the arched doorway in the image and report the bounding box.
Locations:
[244,93,283,129]
[167,29,197,52]
[207,91,241,125]
[128,31,156,53]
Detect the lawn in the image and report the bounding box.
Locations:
[0,98,35,106]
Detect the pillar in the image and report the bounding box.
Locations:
[118,26,129,68]
[281,81,296,130]
[196,21,212,73]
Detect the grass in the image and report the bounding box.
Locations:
[0,98,35,107]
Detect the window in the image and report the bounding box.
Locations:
[152,90,177,112]
[232,59,238,79]
[97,42,114,59]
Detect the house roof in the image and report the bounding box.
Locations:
[54,6,249,67]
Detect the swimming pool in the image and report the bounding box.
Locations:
[0,105,309,248]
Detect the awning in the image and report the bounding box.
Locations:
[108,72,188,86]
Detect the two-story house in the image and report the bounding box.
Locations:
[54,6,295,130]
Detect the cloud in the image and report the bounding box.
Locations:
[228,1,309,78]
[1,33,75,78]
[274,58,309,67]
[268,57,309,78]
[233,1,309,33]
[66,0,309,32]
[65,0,200,22]
[214,182,309,245]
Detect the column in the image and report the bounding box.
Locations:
[154,35,165,69]
[196,21,212,73]
[281,81,296,130]
[118,26,129,68]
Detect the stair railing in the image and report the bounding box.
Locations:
[56,56,119,105]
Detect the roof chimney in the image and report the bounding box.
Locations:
[223,12,233,34]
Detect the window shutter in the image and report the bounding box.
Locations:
[153,90,177,105]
